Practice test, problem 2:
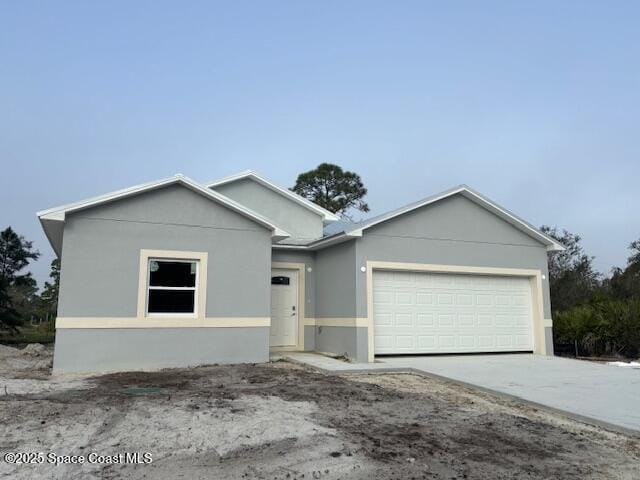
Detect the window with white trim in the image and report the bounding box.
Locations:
[146,259,198,315]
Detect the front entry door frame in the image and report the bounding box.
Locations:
[271,262,306,351]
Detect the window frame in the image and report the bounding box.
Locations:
[146,258,199,317]
[136,249,208,321]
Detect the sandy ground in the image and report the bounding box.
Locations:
[1,345,639,479]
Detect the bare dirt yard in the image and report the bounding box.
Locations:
[1,344,639,480]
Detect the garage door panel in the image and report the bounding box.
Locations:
[458,335,475,348]
[437,314,455,326]
[417,335,436,348]
[391,271,414,285]
[395,336,414,348]
[514,315,530,326]
[454,275,473,286]
[395,292,414,305]
[415,275,434,287]
[374,335,393,348]
[496,335,514,348]
[456,294,473,306]
[476,294,493,306]
[373,311,393,325]
[417,313,435,326]
[495,295,511,306]
[458,314,475,326]
[395,313,414,326]
[495,314,513,326]
[478,335,494,348]
[436,293,455,305]
[513,295,529,306]
[373,271,534,354]
[438,335,456,348]
[374,291,394,305]
[416,292,433,305]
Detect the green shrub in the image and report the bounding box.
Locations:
[553,299,640,358]
[0,319,55,345]
[554,305,597,356]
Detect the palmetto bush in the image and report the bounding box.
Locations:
[554,299,640,358]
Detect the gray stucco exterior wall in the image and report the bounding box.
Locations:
[307,241,362,360]
[315,326,368,362]
[273,245,367,360]
[273,245,370,362]
[311,194,554,361]
[304,325,316,351]
[58,184,272,318]
[54,184,273,373]
[545,327,554,355]
[54,328,269,373]
[354,195,552,319]
[51,183,555,371]
[315,241,357,318]
[212,178,324,241]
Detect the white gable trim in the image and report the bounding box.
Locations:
[37,176,180,220]
[347,185,565,251]
[37,174,290,255]
[275,185,564,252]
[206,170,339,222]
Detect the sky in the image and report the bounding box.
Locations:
[1,1,639,287]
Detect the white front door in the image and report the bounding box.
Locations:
[270,268,298,347]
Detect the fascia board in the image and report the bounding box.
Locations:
[343,185,565,251]
[206,170,339,222]
[37,175,291,251]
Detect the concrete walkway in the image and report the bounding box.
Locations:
[282,352,640,435]
[280,352,405,373]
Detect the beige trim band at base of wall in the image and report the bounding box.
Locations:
[304,318,368,327]
[56,317,270,329]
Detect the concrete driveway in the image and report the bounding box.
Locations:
[380,354,640,434]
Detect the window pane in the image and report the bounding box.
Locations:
[149,261,196,287]
[148,289,195,313]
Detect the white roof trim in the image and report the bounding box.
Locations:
[275,184,565,252]
[273,230,361,251]
[345,185,565,251]
[37,174,290,241]
[206,170,340,222]
[37,176,179,219]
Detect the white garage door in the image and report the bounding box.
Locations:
[373,270,534,354]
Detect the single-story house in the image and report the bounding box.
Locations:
[38,170,564,373]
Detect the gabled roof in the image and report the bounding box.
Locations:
[206,170,340,222]
[274,184,565,252]
[37,174,290,256]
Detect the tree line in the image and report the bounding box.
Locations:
[0,227,58,331]
[542,226,640,358]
